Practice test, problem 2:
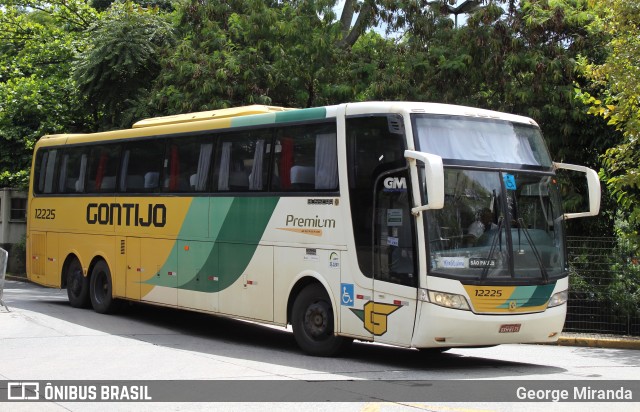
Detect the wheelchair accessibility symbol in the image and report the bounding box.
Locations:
[340,283,354,307]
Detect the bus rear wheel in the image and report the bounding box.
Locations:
[89,260,121,314]
[66,258,90,308]
[291,284,351,357]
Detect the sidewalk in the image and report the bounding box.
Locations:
[4,274,640,350]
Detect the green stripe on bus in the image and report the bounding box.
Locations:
[497,284,555,308]
[231,113,277,128]
[521,283,556,307]
[275,107,327,123]
[149,197,280,292]
[229,107,327,128]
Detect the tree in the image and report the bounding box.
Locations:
[73,1,174,130]
[144,0,467,113]
[0,1,96,188]
[577,0,640,244]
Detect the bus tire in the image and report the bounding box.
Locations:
[291,284,351,357]
[89,260,121,314]
[66,258,90,308]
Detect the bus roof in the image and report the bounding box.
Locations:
[34,102,538,148]
[131,105,294,128]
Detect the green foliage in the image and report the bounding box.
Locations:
[577,0,640,248]
[147,0,276,113]
[147,0,349,113]
[353,0,617,239]
[0,0,627,248]
[0,0,95,186]
[73,1,175,130]
[0,170,29,189]
[608,217,640,316]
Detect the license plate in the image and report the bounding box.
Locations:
[499,324,521,333]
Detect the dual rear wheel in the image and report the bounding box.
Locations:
[66,258,120,314]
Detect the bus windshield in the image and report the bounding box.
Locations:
[424,168,566,282]
[413,115,553,168]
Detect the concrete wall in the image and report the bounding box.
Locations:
[0,188,27,274]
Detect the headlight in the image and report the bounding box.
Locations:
[548,290,568,308]
[420,289,471,311]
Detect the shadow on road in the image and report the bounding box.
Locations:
[2,280,578,379]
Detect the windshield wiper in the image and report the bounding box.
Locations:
[480,216,504,280]
[517,217,549,282]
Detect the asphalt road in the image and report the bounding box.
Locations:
[1,280,638,411]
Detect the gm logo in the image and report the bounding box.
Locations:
[383,177,407,192]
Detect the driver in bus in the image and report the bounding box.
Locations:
[467,208,498,241]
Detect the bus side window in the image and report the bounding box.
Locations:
[214,130,271,192]
[34,149,59,194]
[273,123,338,192]
[120,140,165,193]
[58,147,87,193]
[163,136,212,193]
[86,145,120,193]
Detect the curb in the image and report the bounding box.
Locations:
[4,274,28,282]
[554,334,640,350]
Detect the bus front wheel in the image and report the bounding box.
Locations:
[291,284,351,357]
[66,258,90,308]
[89,260,121,314]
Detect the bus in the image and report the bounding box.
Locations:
[27,102,600,356]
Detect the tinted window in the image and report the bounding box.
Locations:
[347,115,410,280]
[120,140,165,193]
[86,145,120,193]
[58,147,88,193]
[164,136,213,193]
[34,149,59,194]
[213,130,272,192]
[272,123,338,192]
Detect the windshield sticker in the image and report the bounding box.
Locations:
[387,209,403,226]
[503,174,517,190]
[438,257,466,268]
[469,258,497,268]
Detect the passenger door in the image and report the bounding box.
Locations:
[344,114,417,345]
[371,168,418,347]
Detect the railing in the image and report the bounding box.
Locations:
[565,237,640,336]
[0,247,9,311]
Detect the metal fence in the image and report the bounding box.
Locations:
[565,236,640,336]
[0,248,9,311]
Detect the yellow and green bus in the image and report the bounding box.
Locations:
[27,102,600,356]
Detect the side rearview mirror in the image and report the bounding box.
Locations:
[405,150,444,215]
[554,162,601,220]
